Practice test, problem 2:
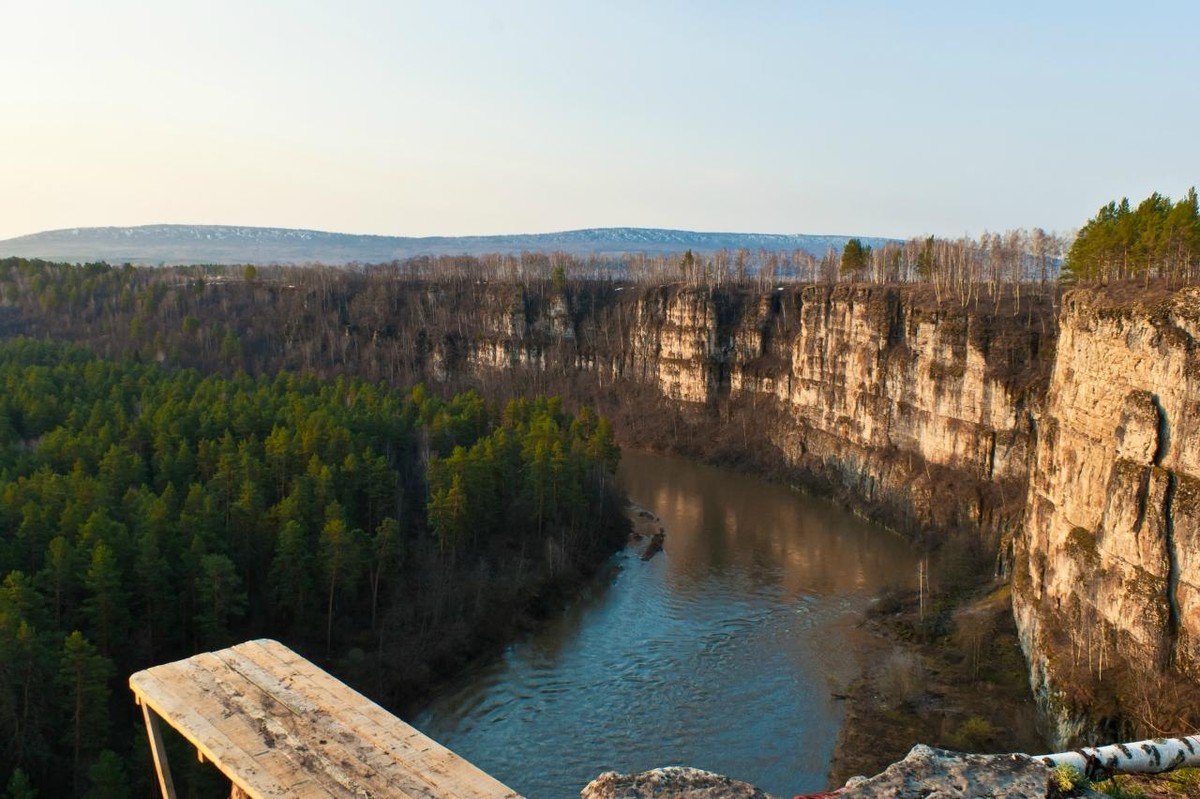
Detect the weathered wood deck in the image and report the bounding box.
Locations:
[129,639,523,799]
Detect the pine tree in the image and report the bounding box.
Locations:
[82,541,128,656]
[368,518,400,629]
[84,749,129,799]
[428,475,469,558]
[132,508,174,656]
[57,632,112,792]
[193,554,245,647]
[270,520,313,628]
[4,768,36,799]
[319,502,363,654]
[916,236,937,280]
[840,238,871,278]
[43,536,74,627]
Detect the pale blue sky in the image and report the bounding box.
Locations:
[3,1,1197,240]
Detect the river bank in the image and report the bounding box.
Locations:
[827,583,1043,786]
[391,502,631,717]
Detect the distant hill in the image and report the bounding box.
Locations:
[0,224,894,265]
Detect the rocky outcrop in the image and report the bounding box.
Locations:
[834,745,1101,799]
[1012,286,1200,745]
[726,285,1047,541]
[582,748,1104,799]
[451,284,1054,544]
[581,767,775,799]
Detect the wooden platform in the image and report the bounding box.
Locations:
[129,639,523,799]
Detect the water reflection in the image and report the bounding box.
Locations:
[412,451,917,798]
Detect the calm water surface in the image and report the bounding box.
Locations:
[412,451,917,798]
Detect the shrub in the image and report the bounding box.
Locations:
[877,649,926,709]
[947,715,995,751]
[1049,764,1087,797]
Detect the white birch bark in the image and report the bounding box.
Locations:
[1037,735,1200,776]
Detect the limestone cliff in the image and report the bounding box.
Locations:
[445,284,1053,545]
[441,281,1200,742]
[1012,286,1200,744]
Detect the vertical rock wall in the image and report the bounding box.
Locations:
[455,283,1051,541]
[1012,287,1200,744]
[443,281,1200,742]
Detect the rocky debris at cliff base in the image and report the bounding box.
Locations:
[581,767,775,799]
[626,503,667,560]
[831,745,1105,798]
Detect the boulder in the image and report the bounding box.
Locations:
[834,745,1104,798]
[581,767,775,799]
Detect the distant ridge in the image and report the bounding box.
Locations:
[0,224,895,266]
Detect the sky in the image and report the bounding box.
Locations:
[2,1,1198,241]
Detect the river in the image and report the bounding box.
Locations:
[412,451,919,798]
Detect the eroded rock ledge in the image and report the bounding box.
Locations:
[582,767,772,799]
[581,746,1104,799]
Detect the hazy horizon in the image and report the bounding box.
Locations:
[1,221,895,241]
[4,1,1198,241]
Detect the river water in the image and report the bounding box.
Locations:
[412,451,918,798]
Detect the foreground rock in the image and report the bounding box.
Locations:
[833,745,1102,798]
[581,767,775,799]
[582,747,1109,799]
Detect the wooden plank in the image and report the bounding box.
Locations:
[191,651,435,799]
[131,669,329,799]
[141,702,177,799]
[208,647,445,799]
[241,640,520,799]
[245,640,520,799]
[163,656,365,799]
[132,671,321,799]
[223,643,476,798]
[131,640,523,799]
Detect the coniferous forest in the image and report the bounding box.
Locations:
[1064,189,1200,283]
[0,339,626,798]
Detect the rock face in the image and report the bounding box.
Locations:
[454,282,1200,743]
[581,748,1106,799]
[722,285,1046,541]
[834,745,1101,799]
[581,767,775,799]
[453,284,1053,543]
[1011,287,1200,744]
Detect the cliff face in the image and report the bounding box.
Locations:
[725,286,1046,541]
[446,282,1200,742]
[1012,287,1200,744]
[449,284,1052,542]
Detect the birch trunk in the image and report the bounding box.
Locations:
[1038,734,1200,776]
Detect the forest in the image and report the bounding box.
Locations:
[1062,189,1200,283]
[0,339,626,798]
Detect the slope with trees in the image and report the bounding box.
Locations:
[0,339,626,797]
